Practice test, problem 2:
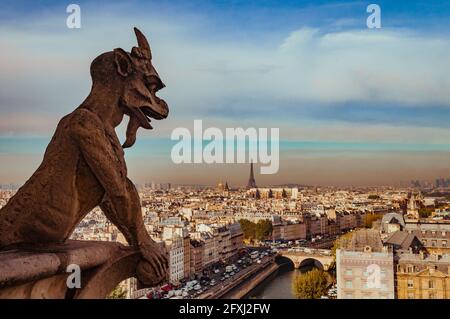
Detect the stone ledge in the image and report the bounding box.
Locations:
[0,240,140,299]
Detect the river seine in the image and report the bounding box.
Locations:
[245,260,316,299]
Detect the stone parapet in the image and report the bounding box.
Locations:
[0,240,140,299]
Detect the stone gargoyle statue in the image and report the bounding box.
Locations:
[0,28,169,286]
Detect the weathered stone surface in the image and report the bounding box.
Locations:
[0,241,141,299]
[0,28,169,296]
[0,251,61,288]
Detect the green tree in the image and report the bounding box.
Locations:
[292,269,329,299]
[418,207,434,218]
[107,285,127,299]
[239,219,256,240]
[329,231,353,270]
[255,219,273,241]
[364,213,383,228]
[239,219,273,242]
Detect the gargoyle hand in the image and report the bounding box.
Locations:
[136,240,169,286]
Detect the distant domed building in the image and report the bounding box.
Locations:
[217,180,230,192]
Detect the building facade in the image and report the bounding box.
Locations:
[336,229,395,299]
[396,253,450,299]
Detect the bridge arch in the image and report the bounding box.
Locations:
[298,258,324,270]
[278,250,333,271]
[276,256,296,269]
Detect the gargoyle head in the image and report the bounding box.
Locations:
[90,27,169,148]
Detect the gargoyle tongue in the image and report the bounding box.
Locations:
[122,114,151,148]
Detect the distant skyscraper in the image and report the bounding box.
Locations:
[246,162,257,189]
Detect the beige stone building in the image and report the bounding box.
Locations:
[189,239,204,278]
[229,222,244,256]
[272,217,306,241]
[405,221,450,255]
[396,253,450,299]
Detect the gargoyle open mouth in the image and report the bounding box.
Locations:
[142,96,169,121]
[132,91,169,130]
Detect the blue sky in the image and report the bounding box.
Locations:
[1,0,450,185]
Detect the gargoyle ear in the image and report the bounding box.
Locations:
[114,48,133,77]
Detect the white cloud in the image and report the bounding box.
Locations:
[1,9,450,140]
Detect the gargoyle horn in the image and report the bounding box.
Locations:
[134,27,152,60]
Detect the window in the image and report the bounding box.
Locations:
[407,279,414,288]
[428,280,435,289]
[442,240,447,247]
[345,269,353,276]
[407,266,414,273]
[345,281,353,289]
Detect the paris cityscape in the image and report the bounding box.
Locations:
[1,0,450,308]
[2,162,449,299]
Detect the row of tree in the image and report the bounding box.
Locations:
[238,219,273,242]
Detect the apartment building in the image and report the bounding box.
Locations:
[396,252,450,299]
[336,229,395,299]
[405,221,450,254]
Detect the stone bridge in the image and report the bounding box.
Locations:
[278,248,334,271]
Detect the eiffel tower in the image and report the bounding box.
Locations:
[246,162,257,189]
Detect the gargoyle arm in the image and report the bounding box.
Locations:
[71,109,148,246]
[70,110,168,282]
